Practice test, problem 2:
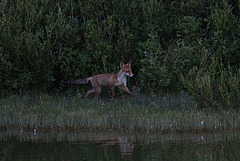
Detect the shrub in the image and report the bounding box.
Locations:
[182,58,240,109]
[0,0,239,100]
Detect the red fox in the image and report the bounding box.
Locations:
[68,60,134,98]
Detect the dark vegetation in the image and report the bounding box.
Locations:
[0,0,240,109]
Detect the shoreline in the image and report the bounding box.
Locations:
[1,128,240,143]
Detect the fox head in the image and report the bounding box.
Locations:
[120,60,134,77]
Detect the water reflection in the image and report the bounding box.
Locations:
[99,136,135,156]
[1,129,239,143]
[0,129,240,160]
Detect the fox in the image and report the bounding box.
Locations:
[68,60,134,99]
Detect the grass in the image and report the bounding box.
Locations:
[0,93,240,133]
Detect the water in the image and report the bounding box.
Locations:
[0,130,240,161]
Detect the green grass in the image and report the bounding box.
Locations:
[0,93,240,133]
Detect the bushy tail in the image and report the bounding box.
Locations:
[67,78,90,85]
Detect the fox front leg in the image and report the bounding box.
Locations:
[109,85,115,98]
[121,84,133,95]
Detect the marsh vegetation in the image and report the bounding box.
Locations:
[1,94,239,133]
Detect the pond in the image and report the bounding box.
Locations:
[0,130,240,161]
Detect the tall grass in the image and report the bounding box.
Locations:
[1,94,240,133]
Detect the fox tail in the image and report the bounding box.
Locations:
[67,77,91,85]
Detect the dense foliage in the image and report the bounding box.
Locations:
[1,0,239,108]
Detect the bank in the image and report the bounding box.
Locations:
[1,94,239,133]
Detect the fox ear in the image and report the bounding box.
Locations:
[127,59,132,66]
[120,61,125,69]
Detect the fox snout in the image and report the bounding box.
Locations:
[126,73,134,77]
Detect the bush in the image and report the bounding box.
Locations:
[0,0,79,91]
[0,0,239,106]
[182,58,240,109]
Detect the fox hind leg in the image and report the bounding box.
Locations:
[86,78,101,99]
[86,88,95,97]
[94,87,101,99]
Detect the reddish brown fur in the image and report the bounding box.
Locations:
[69,60,134,99]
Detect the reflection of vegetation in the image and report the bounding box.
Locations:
[0,94,240,133]
[0,141,14,161]
[0,131,240,161]
[141,140,240,161]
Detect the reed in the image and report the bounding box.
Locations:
[0,94,239,133]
